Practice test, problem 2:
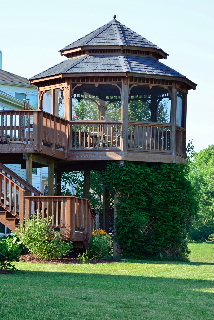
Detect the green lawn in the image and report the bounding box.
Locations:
[0,243,213,320]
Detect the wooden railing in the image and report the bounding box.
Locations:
[0,163,41,196]
[70,120,122,150]
[0,110,186,158]
[23,196,94,240]
[128,122,172,152]
[0,110,69,153]
[0,172,24,217]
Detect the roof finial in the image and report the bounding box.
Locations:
[113,15,116,19]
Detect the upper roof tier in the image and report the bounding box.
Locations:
[60,18,168,59]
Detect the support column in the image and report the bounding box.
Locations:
[83,169,90,199]
[64,81,72,121]
[48,161,55,196]
[121,78,129,152]
[171,86,177,158]
[55,170,62,196]
[26,154,33,196]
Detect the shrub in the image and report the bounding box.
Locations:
[16,215,72,260]
[104,162,198,260]
[88,229,113,259]
[0,234,23,271]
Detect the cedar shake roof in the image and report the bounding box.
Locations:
[60,19,167,57]
[31,55,184,79]
[0,69,29,85]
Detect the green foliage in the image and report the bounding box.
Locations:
[88,229,113,259]
[104,162,198,260]
[188,145,214,241]
[0,234,23,271]
[61,170,104,213]
[16,216,72,260]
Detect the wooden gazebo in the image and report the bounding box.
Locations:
[0,17,196,241]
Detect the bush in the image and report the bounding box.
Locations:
[104,162,198,260]
[88,229,113,259]
[0,235,23,271]
[16,215,72,260]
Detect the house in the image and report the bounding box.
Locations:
[0,17,196,244]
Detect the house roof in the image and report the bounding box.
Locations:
[60,18,167,58]
[0,69,29,85]
[30,55,184,79]
[0,89,24,108]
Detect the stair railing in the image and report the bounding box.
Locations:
[0,172,25,219]
[0,162,41,196]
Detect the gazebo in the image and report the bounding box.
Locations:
[0,17,196,240]
[29,16,196,170]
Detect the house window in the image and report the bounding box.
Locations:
[15,92,26,101]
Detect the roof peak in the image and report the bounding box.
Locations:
[59,19,167,59]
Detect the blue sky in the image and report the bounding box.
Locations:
[0,0,213,152]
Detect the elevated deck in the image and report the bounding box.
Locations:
[0,110,186,165]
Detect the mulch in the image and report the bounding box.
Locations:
[19,253,123,265]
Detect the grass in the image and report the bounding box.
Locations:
[0,243,213,320]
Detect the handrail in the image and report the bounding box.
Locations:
[0,162,42,196]
[0,172,25,218]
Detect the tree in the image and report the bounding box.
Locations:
[188,145,214,241]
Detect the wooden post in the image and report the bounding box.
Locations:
[48,161,55,196]
[33,111,42,151]
[51,88,55,115]
[55,170,62,196]
[121,78,129,152]
[171,87,177,158]
[83,169,90,199]
[26,154,32,195]
[64,81,72,121]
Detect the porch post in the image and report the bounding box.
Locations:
[121,78,129,152]
[171,86,177,158]
[64,81,72,121]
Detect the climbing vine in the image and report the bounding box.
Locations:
[104,162,198,260]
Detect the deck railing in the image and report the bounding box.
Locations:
[0,110,186,157]
[23,196,94,240]
[70,120,122,150]
[128,122,172,152]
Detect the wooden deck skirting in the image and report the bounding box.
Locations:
[0,110,186,159]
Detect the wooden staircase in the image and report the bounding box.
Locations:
[0,166,94,246]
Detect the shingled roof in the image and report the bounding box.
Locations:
[0,69,29,85]
[60,18,167,57]
[31,55,185,80]
[30,18,196,89]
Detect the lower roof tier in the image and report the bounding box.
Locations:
[30,55,196,89]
